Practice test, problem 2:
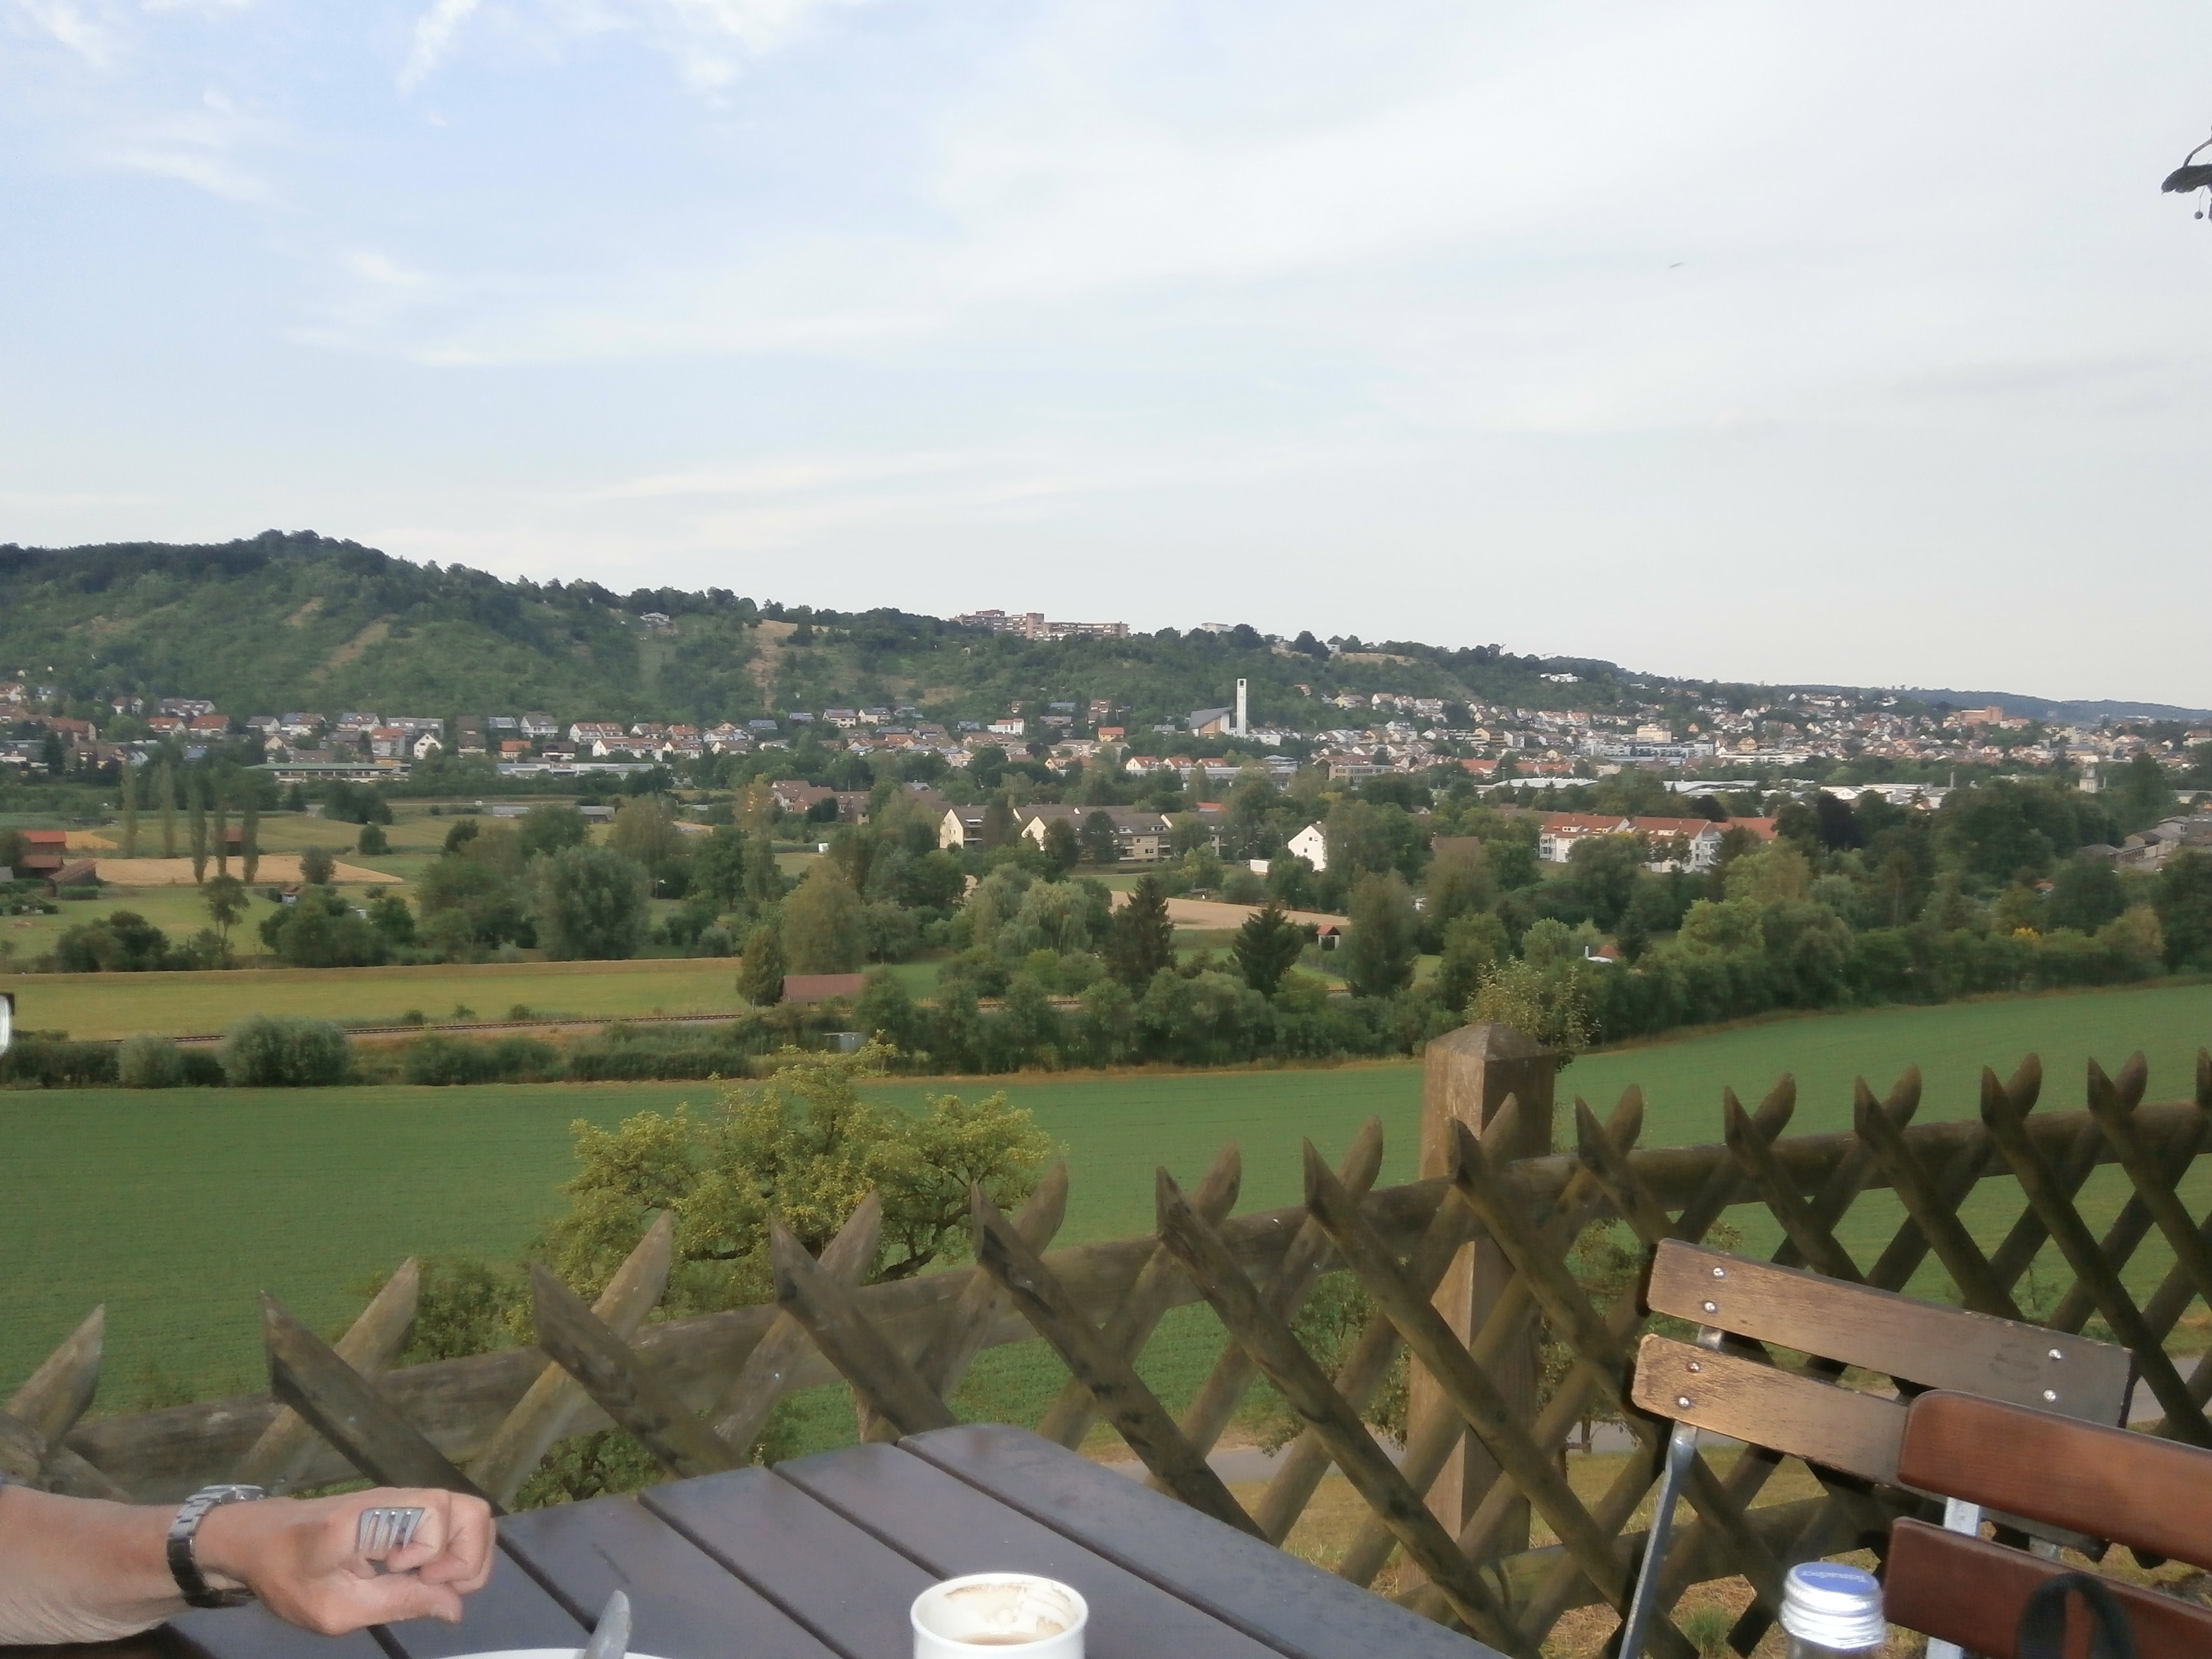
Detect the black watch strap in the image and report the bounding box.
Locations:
[169,1484,267,1608]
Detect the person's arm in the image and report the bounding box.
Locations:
[0,1483,495,1646]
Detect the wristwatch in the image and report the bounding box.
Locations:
[168,1484,267,1608]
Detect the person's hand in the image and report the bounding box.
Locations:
[195,1487,496,1634]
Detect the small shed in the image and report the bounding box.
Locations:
[47,858,101,892]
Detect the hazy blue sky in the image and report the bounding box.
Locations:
[4,2,2209,703]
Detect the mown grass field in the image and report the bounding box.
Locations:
[0,956,750,1038]
[5,981,2211,1429]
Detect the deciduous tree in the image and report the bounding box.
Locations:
[736,921,787,1005]
[535,844,651,961]
[783,861,865,973]
[1338,873,1418,998]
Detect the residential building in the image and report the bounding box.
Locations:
[1015,805,1175,863]
[1286,822,1328,871]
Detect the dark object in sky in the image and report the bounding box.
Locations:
[2161,133,2212,216]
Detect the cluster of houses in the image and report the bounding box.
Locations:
[1534,812,1780,872]
[8,664,2210,805]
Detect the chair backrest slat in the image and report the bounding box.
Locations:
[1887,1519,2212,1659]
[1646,1241,2133,1423]
[1899,1392,2212,1571]
[1632,1334,1905,1483]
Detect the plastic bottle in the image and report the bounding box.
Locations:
[1780,1560,1886,1658]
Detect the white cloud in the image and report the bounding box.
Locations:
[395,0,866,93]
[100,90,283,200]
[398,0,480,93]
[6,0,128,67]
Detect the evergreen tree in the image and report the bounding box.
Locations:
[1231,901,1309,995]
[1104,875,1175,989]
[979,796,1016,849]
[736,922,787,1004]
[240,790,260,884]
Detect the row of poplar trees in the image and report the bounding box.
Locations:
[114,752,264,886]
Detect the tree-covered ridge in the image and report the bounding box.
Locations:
[0,532,1724,729]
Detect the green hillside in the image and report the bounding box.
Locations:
[0,533,1700,730]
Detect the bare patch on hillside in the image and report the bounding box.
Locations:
[286,597,324,628]
[314,617,391,678]
[748,619,797,696]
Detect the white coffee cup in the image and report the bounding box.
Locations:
[910,1573,1088,1659]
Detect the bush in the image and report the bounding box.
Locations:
[220,1015,353,1087]
[400,1032,560,1085]
[0,1032,118,1087]
[358,822,389,855]
[118,1031,188,1088]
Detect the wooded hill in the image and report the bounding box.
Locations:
[2,531,1760,729]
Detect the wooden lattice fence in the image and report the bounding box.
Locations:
[7,1023,2212,1658]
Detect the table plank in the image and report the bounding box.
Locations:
[498,1492,838,1659]
[903,1426,1494,1659]
[645,1467,937,1659]
[165,1602,384,1659]
[377,1543,588,1659]
[777,1441,1284,1659]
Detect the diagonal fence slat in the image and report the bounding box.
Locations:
[1153,1168,1538,1658]
[245,1259,420,1494]
[263,1291,496,1503]
[719,1196,881,1448]
[1981,1067,2212,1447]
[468,1217,672,1505]
[912,1162,1071,1407]
[1033,1143,1242,1450]
[1303,1138,1660,1649]
[1324,1094,1572,1582]
[972,1186,1260,1537]
[1166,1119,1385,1481]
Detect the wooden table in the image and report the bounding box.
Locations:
[167,1426,1497,1659]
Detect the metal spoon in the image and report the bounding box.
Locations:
[579,1589,630,1659]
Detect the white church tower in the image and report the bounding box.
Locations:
[1235,677,1248,738]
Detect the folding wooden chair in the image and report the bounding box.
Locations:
[1886,1391,2212,1658]
[1618,1241,2136,1658]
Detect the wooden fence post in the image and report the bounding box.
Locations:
[1412,1022,1556,1560]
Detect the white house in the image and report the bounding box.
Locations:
[1287,822,1328,871]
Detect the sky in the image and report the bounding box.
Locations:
[3,2,2210,705]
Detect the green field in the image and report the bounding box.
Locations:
[7,981,2212,1422]
[0,957,749,1038]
